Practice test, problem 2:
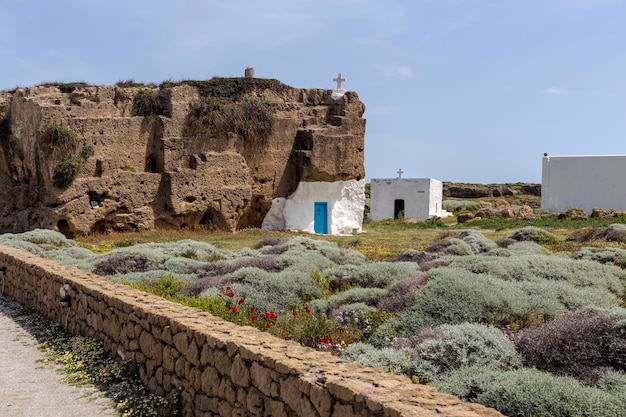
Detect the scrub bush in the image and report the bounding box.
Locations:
[515,309,626,384]
[324,287,388,312]
[442,200,480,212]
[324,261,420,289]
[508,226,560,244]
[434,366,626,417]
[505,241,549,255]
[342,343,418,376]
[397,268,523,333]
[448,254,624,295]
[457,230,497,253]
[93,252,160,276]
[376,273,429,313]
[413,323,521,382]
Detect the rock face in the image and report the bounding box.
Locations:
[0,79,365,236]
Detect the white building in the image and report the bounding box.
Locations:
[262,179,365,235]
[369,177,450,221]
[542,154,626,213]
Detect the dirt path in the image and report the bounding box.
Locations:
[0,297,119,417]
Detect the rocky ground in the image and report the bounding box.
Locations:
[0,296,118,417]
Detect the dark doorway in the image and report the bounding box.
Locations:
[394,199,405,220]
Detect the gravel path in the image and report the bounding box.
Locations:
[0,296,119,417]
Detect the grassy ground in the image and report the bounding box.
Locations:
[76,211,626,260]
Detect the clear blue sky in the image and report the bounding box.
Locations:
[2,0,625,183]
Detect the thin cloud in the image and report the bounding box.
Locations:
[374,63,415,79]
[544,87,567,95]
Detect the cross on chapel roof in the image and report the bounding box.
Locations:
[397,168,403,178]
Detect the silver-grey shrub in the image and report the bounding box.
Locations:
[442,200,480,212]
[162,257,208,274]
[0,229,76,249]
[397,268,524,333]
[219,267,323,313]
[111,270,197,285]
[448,254,624,295]
[505,241,549,255]
[342,342,418,376]
[324,287,388,313]
[434,366,626,417]
[323,261,420,289]
[0,238,44,255]
[508,226,559,244]
[457,230,497,253]
[413,323,521,382]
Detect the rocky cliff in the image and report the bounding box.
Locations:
[0,79,366,236]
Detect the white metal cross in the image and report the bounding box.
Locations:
[333,73,346,90]
[397,168,403,178]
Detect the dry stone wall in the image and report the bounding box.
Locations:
[0,244,502,417]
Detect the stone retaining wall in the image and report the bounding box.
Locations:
[0,244,502,417]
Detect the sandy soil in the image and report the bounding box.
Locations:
[0,296,119,417]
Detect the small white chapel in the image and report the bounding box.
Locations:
[369,169,451,221]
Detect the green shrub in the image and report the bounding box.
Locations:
[132,89,170,117]
[434,366,626,417]
[58,82,89,93]
[508,226,560,244]
[45,125,78,147]
[53,155,83,189]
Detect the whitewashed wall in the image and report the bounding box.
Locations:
[541,155,626,213]
[262,180,365,235]
[369,178,449,221]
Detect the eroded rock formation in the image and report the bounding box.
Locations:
[0,78,365,236]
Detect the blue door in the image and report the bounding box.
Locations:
[314,202,328,234]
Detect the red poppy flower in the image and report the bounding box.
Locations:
[270,311,278,319]
[249,307,255,312]
[305,307,312,315]
[218,294,222,298]
[226,286,231,291]
[226,292,235,298]
[251,316,257,322]
[230,306,238,313]
[264,313,271,320]
[265,323,271,329]
[319,338,330,345]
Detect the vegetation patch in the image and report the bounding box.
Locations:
[45,125,78,147]
[0,296,180,417]
[53,155,83,190]
[132,89,171,117]
[184,96,275,140]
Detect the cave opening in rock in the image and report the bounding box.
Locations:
[56,219,74,239]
